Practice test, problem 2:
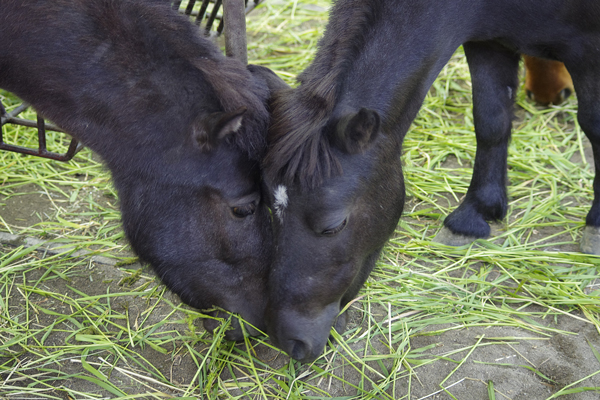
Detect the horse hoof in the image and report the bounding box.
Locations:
[433,226,482,246]
[580,226,600,255]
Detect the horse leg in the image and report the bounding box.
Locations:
[570,64,600,254]
[435,41,520,246]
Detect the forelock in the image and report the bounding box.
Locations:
[142,4,270,161]
[263,87,341,190]
[262,0,383,188]
[192,57,270,161]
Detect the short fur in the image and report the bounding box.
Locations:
[0,0,285,339]
[263,0,600,363]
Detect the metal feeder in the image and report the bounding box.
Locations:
[0,0,260,161]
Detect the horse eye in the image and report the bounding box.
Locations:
[321,218,348,236]
[232,202,256,218]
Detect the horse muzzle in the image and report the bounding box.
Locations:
[266,302,340,363]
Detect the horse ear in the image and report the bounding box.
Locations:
[193,107,247,151]
[247,64,290,92]
[332,108,380,154]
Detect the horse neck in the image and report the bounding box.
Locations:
[300,0,476,139]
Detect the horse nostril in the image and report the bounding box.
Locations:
[559,88,572,102]
[289,339,310,362]
[526,90,535,101]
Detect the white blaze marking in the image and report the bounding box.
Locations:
[507,86,513,99]
[273,185,288,221]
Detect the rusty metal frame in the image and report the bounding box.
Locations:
[172,0,261,38]
[0,102,83,161]
[1,0,257,162]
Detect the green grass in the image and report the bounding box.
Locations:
[0,98,124,256]
[1,0,600,399]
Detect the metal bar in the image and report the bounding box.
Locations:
[0,140,83,161]
[223,0,247,64]
[1,115,64,133]
[205,0,222,35]
[184,0,196,15]
[62,139,85,161]
[197,0,211,27]
[1,103,31,124]
[1,102,64,133]
[37,115,47,152]
[245,0,260,14]
[0,101,82,161]
[216,18,224,35]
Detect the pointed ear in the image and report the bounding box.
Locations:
[193,107,247,151]
[331,108,380,154]
[213,107,247,140]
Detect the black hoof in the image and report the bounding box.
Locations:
[433,226,483,246]
[580,226,600,255]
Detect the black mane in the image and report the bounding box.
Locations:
[30,0,270,162]
[191,55,270,161]
[264,0,384,187]
[130,2,270,160]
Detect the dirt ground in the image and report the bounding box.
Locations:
[1,184,599,399]
[1,4,599,396]
[1,116,599,399]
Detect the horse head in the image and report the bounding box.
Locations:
[263,93,405,361]
[0,0,289,341]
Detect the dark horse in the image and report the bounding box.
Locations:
[263,0,600,362]
[0,0,284,339]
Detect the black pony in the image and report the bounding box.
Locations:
[0,0,284,339]
[263,0,600,362]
